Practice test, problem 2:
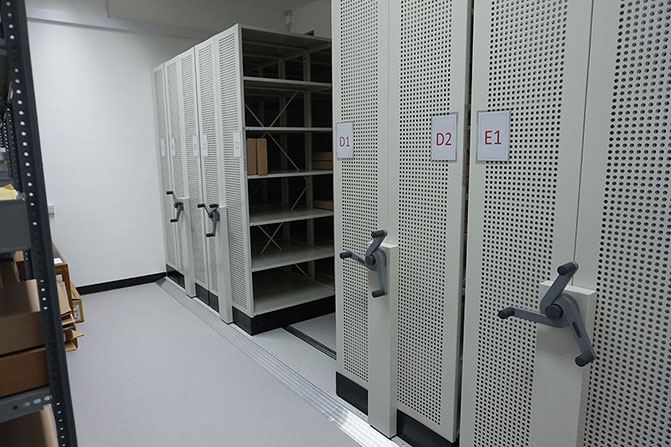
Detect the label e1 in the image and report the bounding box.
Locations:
[477,110,510,162]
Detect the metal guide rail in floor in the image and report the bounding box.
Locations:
[0,0,78,444]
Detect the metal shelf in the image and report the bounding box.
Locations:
[0,387,51,424]
[251,239,334,272]
[0,0,78,443]
[245,126,332,133]
[252,271,335,315]
[243,76,331,94]
[248,169,332,179]
[241,25,331,60]
[249,205,334,226]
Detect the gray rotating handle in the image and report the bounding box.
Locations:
[198,203,220,237]
[340,230,388,298]
[498,262,597,367]
[166,191,184,223]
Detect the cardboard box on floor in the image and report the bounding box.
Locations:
[0,406,59,447]
[0,347,49,398]
[0,280,44,356]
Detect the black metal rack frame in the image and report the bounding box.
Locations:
[0,0,77,444]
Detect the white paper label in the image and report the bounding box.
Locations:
[169,137,176,157]
[54,257,63,265]
[431,114,458,161]
[192,135,199,157]
[200,133,208,157]
[335,122,354,159]
[233,131,242,158]
[0,146,6,153]
[160,138,166,157]
[477,110,510,161]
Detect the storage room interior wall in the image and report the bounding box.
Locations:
[25,0,329,287]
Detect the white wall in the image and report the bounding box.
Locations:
[25,0,323,287]
[29,20,198,286]
[289,0,331,37]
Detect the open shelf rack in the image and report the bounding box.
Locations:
[0,0,78,444]
[204,24,334,332]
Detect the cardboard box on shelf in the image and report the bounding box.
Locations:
[313,199,334,211]
[0,347,48,398]
[70,283,84,323]
[72,299,84,323]
[57,281,71,316]
[246,138,258,175]
[63,328,83,352]
[0,280,44,356]
[0,406,59,447]
[0,258,20,286]
[256,138,268,175]
[13,251,26,281]
[312,152,333,161]
[312,160,333,170]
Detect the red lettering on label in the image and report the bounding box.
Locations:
[436,132,452,147]
[485,130,502,145]
[339,136,351,147]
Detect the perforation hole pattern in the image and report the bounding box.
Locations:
[396,0,453,426]
[153,68,178,267]
[219,33,249,310]
[197,44,219,293]
[339,0,380,382]
[474,1,568,446]
[181,53,208,287]
[584,2,670,446]
[166,62,185,198]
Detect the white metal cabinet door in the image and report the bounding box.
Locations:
[165,56,187,274]
[214,26,253,316]
[333,0,391,396]
[387,0,472,442]
[574,1,671,445]
[152,64,179,271]
[179,48,210,300]
[195,35,235,321]
[460,1,593,446]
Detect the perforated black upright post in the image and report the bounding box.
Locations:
[0,0,78,444]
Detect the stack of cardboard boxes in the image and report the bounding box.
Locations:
[0,248,83,400]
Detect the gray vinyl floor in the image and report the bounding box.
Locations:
[66,283,359,447]
[290,313,337,351]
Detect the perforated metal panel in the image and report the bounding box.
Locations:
[196,41,221,295]
[152,65,178,269]
[334,0,385,386]
[166,60,186,202]
[179,50,209,289]
[389,0,470,440]
[217,27,253,312]
[575,2,671,446]
[461,1,592,446]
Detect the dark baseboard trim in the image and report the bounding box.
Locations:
[335,372,368,415]
[208,291,220,312]
[397,410,457,447]
[166,264,184,288]
[195,283,209,306]
[233,296,334,335]
[77,272,167,296]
